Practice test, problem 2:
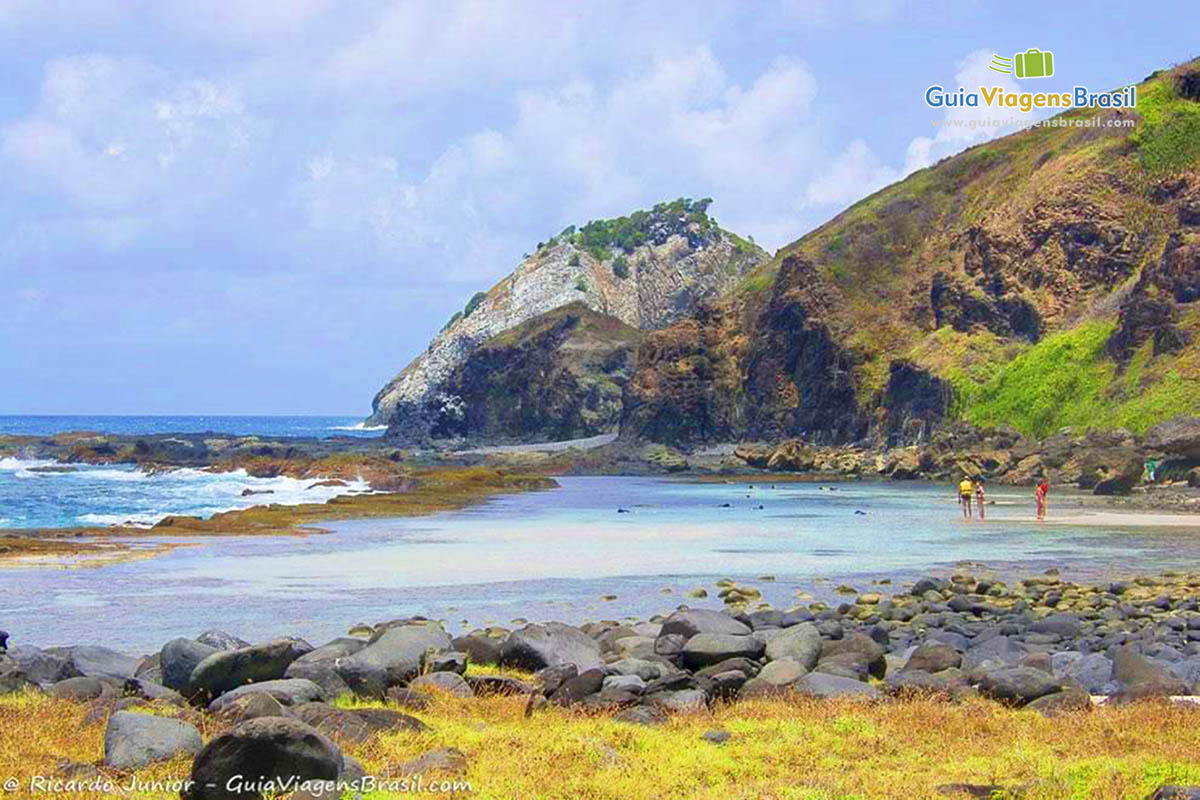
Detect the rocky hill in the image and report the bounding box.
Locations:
[626,59,1200,447]
[368,199,768,443]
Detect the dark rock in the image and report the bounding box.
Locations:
[426,651,467,675]
[409,671,473,697]
[336,623,452,697]
[904,642,962,674]
[702,729,731,745]
[1025,687,1092,716]
[284,660,352,700]
[452,633,504,666]
[384,687,433,711]
[1111,647,1189,696]
[183,716,343,800]
[123,677,185,706]
[48,676,116,702]
[161,638,219,692]
[681,633,764,669]
[500,622,603,672]
[793,672,882,699]
[9,645,81,685]
[207,679,325,715]
[1050,652,1113,694]
[645,688,707,713]
[292,702,427,743]
[465,674,535,696]
[614,705,668,725]
[1145,415,1200,460]
[534,664,578,696]
[885,668,971,697]
[912,577,949,596]
[1149,787,1200,800]
[293,638,366,664]
[936,784,1008,798]
[189,639,303,701]
[550,668,606,706]
[659,609,751,639]
[195,630,251,650]
[974,666,1062,707]
[820,634,886,679]
[104,710,202,769]
[213,692,289,724]
[43,645,138,681]
[764,622,822,670]
[0,654,33,694]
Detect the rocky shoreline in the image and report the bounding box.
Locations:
[6,570,1200,796]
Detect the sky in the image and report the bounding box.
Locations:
[1,1,1195,416]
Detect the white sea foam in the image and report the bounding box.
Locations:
[0,457,55,471]
[329,422,387,431]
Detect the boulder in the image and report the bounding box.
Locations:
[183,717,343,800]
[207,679,326,712]
[645,688,707,713]
[283,660,352,700]
[104,710,202,769]
[681,633,764,669]
[739,659,805,699]
[549,668,606,706]
[0,655,33,694]
[336,624,452,697]
[161,638,219,692]
[43,646,138,681]
[1049,652,1114,694]
[189,639,303,700]
[195,630,251,650]
[213,692,289,724]
[820,634,886,679]
[292,638,366,664]
[409,671,473,698]
[392,747,468,777]
[1091,451,1146,496]
[452,633,503,666]
[974,666,1062,707]
[9,645,82,685]
[614,705,669,725]
[885,668,971,698]
[464,674,535,696]
[1029,613,1082,638]
[291,702,427,743]
[658,609,751,640]
[500,623,603,672]
[1111,647,1189,696]
[793,673,882,699]
[1145,415,1200,459]
[903,642,961,674]
[48,676,116,702]
[1025,687,1092,716]
[764,623,822,670]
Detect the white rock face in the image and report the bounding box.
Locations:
[369,220,764,436]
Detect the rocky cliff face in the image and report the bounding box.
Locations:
[624,61,1200,447]
[369,199,767,442]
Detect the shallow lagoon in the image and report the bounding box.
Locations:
[2,476,1197,652]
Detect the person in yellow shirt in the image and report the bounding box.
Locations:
[958,476,974,519]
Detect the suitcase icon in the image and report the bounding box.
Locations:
[1014,48,1054,79]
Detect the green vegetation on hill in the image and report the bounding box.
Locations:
[956,321,1200,437]
[1133,66,1200,173]
[577,197,716,259]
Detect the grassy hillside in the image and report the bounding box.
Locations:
[729,57,1200,441]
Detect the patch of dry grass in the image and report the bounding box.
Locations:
[4,687,1200,799]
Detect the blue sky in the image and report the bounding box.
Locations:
[1,1,1195,415]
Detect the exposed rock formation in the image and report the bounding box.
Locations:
[370,199,766,443]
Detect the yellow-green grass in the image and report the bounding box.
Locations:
[6,687,1200,799]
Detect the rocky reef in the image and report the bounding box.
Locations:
[368,198,767,444]
[8,569,1200,797]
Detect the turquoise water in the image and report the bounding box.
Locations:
[1,477,1196,653]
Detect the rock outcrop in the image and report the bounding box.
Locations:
[369,199,767,443]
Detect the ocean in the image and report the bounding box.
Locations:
[0,414,385,439]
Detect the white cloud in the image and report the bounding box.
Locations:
[2,55,259,213]
[805,139,899,207]
[902,49,1024,172]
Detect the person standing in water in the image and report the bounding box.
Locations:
[958,475,974,519]
[1034,478,1049,521]
[974,477,986,521]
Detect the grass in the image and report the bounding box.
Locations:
[5,689,1200,798]
[1131,66,1200,174]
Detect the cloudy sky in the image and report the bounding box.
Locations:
[2,1,1194,415]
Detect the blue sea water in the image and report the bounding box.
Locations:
[0,414,384,439]
[2,476,1197,651]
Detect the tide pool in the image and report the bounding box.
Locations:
[1,476,1196,652]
